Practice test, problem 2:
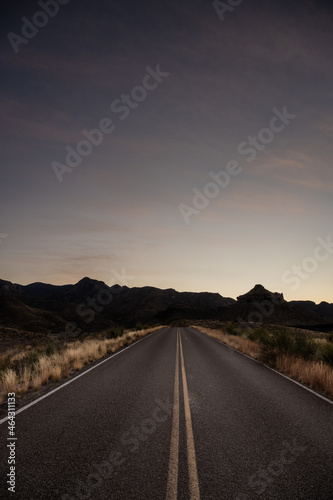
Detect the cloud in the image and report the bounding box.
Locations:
[251,151,333,194]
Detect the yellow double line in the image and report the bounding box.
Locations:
[166,329,201,500]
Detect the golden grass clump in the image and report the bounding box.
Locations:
[72,358,84,371]
[1,369,17,394]
[105,339,117,353]
[195,326,260,359]
[97,344,106,357]
[275,355,333,398]
[35,356,53,385]
[50,364,62,381]
[17,366,31,395]
[32,374,44,390]
[58,355,72,378]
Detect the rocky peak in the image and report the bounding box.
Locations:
[237,284,284,304]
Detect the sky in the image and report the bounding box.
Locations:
[0,0,332,303]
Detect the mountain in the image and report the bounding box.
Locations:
[0,295,67,332]
[236,284,285,304]
[0,278,235,333]
[290,300,333,323]
[219,284,328,327]
[0,278,331,335]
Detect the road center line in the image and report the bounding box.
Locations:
[165,329,180,500]
[179,331,201,500]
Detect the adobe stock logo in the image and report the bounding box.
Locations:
[52,65,170,183]
[282,236,333,291]
[179,106,296,224]
[235,438,307,499]
[7,0,71,54]
[213,0,244,23]
[237,107,297,163]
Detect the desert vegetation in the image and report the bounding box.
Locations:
[196,323,333,399]
[0,326,164,404]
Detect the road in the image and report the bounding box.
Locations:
[0,327,333,499]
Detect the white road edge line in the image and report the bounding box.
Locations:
[0,328,167,426]
[191,327,333,406]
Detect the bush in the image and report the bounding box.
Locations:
[224,322,241,336]
[46,342,56,357]
[106,326,124,339]
[134,322,145,331]
[247,327,269,343]
[8,350,41,374]
[293,335,316,360]
[321,342,333,367]
[259,329,317,365]
[259,330,292,364]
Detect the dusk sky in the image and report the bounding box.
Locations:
[1,0,332,303]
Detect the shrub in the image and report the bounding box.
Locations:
[260,329,294,365]
[45,342,56,357]
[293,335,316,360]
[106,326,124,338]
[260,329,317,365]
[22,350,41,369]
[321,342,333,367]
[247,327,269,343]
[224,322,241,336]
[134,322,145,331]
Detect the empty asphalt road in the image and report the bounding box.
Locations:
[1,327,333,499]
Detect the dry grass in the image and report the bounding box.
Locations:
[275,355,333,397]
[32,373,44,390]
[58,356,71,378]
[50,364,62,381]
[36,356,53,385]
[1,369,17,394]
[195,325,333,399]
[195,326,260,359]
[72,359,83,371]
[0,326,165,402]
[17,367,31,395]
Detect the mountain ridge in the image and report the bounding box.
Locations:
[0,277,332,334]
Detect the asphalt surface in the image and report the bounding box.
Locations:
[0,327,333,499]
